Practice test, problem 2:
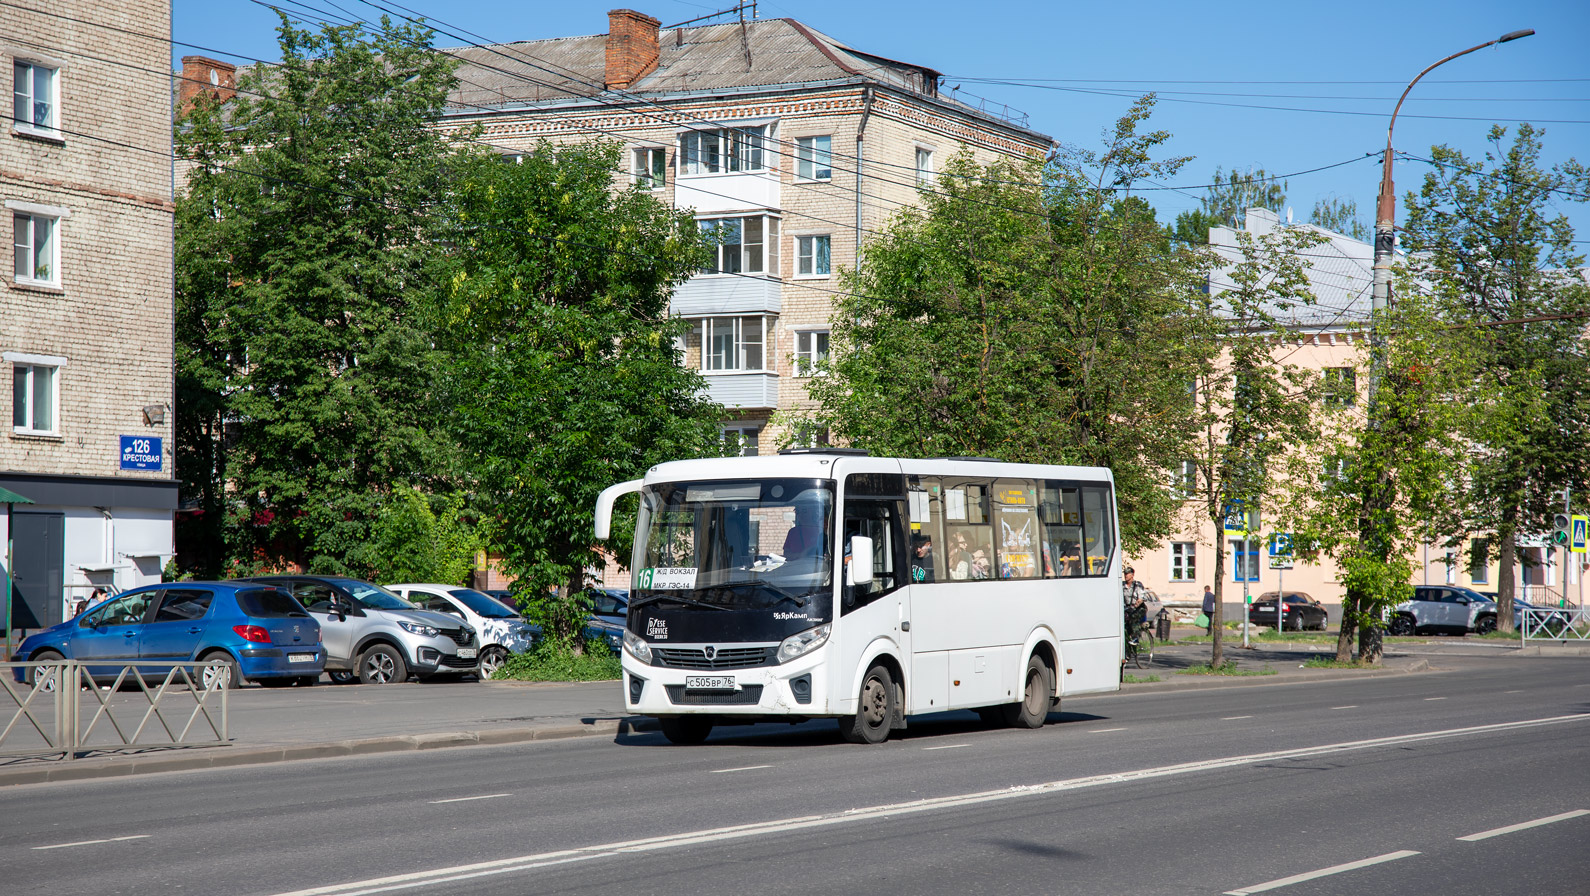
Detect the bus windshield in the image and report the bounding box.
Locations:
[634,478,835,617]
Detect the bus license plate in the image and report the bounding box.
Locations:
[288,653,315,663]
[456,647,478,659]
[685,675,736,691]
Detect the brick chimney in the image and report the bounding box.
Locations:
[605,9,660,90]
[178,56,237,114]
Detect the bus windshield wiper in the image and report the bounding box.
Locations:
[630,594,729,612]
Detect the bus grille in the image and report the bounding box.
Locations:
[665,684,764,705]
[653,647,773,669]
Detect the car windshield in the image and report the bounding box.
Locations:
[329,578,418,611]
[633,478,835,616]
[448,588,520,618]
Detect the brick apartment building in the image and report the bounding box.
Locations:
[1,0,177,633]
[435,8,1054,453]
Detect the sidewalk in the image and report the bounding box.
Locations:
[0,633,1505,787]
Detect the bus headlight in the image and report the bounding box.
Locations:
[623,630,653,664]
[777,623,831,664]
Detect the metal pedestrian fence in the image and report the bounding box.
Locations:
[0,660,230,759]
[1519,607,1590,642]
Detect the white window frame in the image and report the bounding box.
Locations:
[795,234,831,278]
[795,135,832,181]
[6,351,65,436]
[699,316,767,373]
[8,201,67,286]
[1171,459,1197,500]
[915,146,935,187]
[12,58,62,139]
[722,423,762,457]
[1443,551,1457,585]
[679,125,768,176]
[793,328,830,377]
[1469,538,1489,585]
[1323,366,1357,409]
[1230,538,1260,583]
[698,214,779,276]
[1170,542,1196,582]
[633,146,666,191]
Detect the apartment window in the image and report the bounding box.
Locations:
[1230,538,1259,582]
[790,423,830,448]
[1469,538,1489,585]
[679,126,767,175]
[11,361,58,434]
[700,316,765,372]
[1170,542,1196,582]
[699,215,778,275]
[633,147,666,190]
[1171,459,1197,500]
[794,329,829,376]
[723,424,761,457]
[1443,551,1458,585]
[1323,366,1356,408]
[795,135,832,180]
[12,211,59,285]
[13,61,58,135]
[796,235,831,277]
[915,147,935,187]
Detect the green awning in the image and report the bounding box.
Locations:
[0,486,34,504]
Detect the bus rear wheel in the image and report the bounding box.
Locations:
[1000,654,1052,729]
[839,664,895,744]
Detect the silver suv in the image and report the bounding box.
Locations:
[244,576,480,683]
[1389,585,1498,636]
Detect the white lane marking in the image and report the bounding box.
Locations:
[708,765,772,774]
[922,744,971,751]
[1425,697,1447,701]
[1088,727,1126,734]
[1225,850,1420,895]
[1504,690,1524,694]
[33,835,150,851]
[1331,706,1357,710]
[429,793,511,805]
[1457,809,1590,842]
[265,713,1590,896]
[1222,716,1253,721]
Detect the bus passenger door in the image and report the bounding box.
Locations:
[833,476,910,715]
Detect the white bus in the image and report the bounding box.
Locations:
[593,449,1123,745]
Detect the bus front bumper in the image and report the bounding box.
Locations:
[622,647,831,717]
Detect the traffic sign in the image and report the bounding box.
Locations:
[1268,533,1294,569]
[1573,515,1588,554]
[1223,499,1258,534]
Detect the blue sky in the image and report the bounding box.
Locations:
[173,0,1590,241]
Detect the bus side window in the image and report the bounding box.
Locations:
[1040,483,1084,578]
[1080,486,1116,576]
[908,476,946,581]
[841,476,907,613]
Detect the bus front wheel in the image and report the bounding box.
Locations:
[1000,654,1053,729]
[839,664,896,744]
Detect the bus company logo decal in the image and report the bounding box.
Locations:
[647,617,669,639]
[774,612,810,621]
[704,645,716,660]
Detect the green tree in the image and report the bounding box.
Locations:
[1183,223,1326,666]
[437,142,723,649]
[1203,166,1289,228]
[352,488,483,586]
[175,16,460,576]
[807,97,1213,552]
[1401,123,1590,633]
[1308,195,1369,241]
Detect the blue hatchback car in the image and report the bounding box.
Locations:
[9,582,324,689]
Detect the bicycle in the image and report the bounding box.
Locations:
[1124,606,1155,669]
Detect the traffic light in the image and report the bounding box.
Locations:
[1552,513,1571,546]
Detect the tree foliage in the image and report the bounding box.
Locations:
[1308,195,1369,241]
[1401,123,1590,631]
[436,142,724,646]
[175,16,460,576]
[807,97,1213,552]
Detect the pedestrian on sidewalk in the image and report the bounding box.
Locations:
[1201,585,1216,634]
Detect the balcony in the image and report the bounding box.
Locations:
[703,373,779,409]
[671,275,781,317]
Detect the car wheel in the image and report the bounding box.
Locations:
[356,644,408,684]
[27,650,65,692]
[1474,615,1497,635]
[839,664,896,744]
[1000,654,1053,729]
[659,717,713,745]
[200,651,243,690]
[328,670,357,685]
[1285,613,1302,632]
[477,646,509,681]
[1389,615,1415,636]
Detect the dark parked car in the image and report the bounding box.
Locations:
[9,582,323,690]
[582,588,628,652]
[1247,591,1329,631]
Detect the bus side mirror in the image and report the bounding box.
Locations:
[849,536,874,586]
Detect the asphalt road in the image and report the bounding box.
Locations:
[3,656,1586,896]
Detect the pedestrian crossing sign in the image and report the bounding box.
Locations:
[1573,515,1588,554]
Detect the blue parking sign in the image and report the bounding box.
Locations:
[120,436,162,471]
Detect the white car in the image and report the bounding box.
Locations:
[385,584,538,679]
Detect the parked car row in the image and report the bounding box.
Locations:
[10,578,631,690]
